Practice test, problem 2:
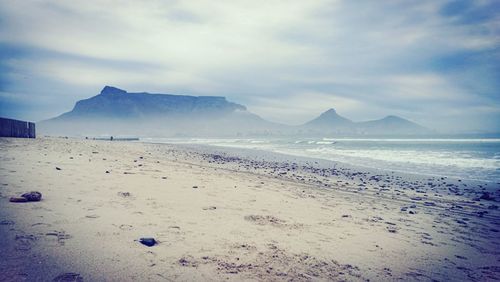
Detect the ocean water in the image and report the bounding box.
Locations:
[142,137,500,183]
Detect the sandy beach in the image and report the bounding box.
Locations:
[1,137,499,281]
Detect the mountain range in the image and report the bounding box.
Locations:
[39,86,431,137]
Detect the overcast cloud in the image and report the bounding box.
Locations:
[0,0,499,132]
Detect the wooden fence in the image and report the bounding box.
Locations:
[0,117,36,138]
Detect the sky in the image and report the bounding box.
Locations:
[0,0,499,133]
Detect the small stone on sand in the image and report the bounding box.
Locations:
[139,237,157,247]
[21,191,42,201]
[9,197,28,203]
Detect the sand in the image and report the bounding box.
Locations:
[0,137,499,281]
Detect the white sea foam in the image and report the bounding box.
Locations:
[141,137,500,182]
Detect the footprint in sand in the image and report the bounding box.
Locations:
[45,231,72,246]
[32,222,51,227]
[52,272,83,282]
[0,219,15,226]
[15,234,37,251]
[119,224,133,231]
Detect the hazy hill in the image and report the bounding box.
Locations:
[55,86,246,119]
[356,115,430,135]
[302,108,354,133]
[39,86,431,137]
[300,109,430,136]
[39,86,282,137]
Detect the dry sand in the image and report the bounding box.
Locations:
[0,137,499,281]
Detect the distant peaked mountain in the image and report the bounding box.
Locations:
[303,108,353,130]
[302,109,430,135]
[356,115,430,135]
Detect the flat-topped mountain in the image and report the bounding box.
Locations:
[55,86,247,119]
[39,86,431,137]
[39,86,280,137]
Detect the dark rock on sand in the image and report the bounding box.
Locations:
[52,272,83,282]
[8,191,42,203]
[477,211,488,217]
[139,237,157,247]
[118,192,131,197]
[21,191,42,201]
[9,197,28,203]
[0,220,15,225]
[479,192,494,201]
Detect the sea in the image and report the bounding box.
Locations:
[141,137,500,183]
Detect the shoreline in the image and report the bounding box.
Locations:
[145,141,499,203]
[138,138,500,184]
[1,137,499,281]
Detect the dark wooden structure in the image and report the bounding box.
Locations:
[0,117,36,138]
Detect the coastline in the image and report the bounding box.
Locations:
[149,141,499,202]
[140,137,500,184]
[1,137,499,281]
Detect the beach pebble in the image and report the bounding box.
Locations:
[9,197,28,203]
[477,211,488,217]
[387,227,397,233]
[139,237,157,247]
[479,192,494,201]
[118,192,131,197]
[21,191,42,202]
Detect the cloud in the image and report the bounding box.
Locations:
[0,0,498,132]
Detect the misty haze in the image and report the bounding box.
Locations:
[39,85,432,137]
[0,1,499,281]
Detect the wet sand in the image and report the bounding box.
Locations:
[0,137,499,281]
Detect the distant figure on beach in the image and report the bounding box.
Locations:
[110,136,113,141]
